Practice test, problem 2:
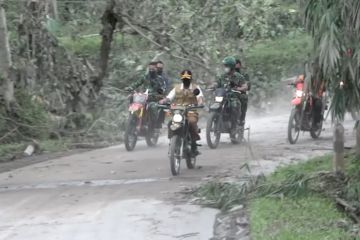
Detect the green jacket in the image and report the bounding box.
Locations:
[217,71,246,89]
[130,74,166,95]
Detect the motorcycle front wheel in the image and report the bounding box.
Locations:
[124,114,138,151]
[288,108,300,144]
[206,112,221,149]
[169,135,182,176]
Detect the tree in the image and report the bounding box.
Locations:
[47,0,58,20]
[0,0,15,111]
[303,0,360,170]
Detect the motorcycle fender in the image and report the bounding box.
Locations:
[168,124,183,137]
[170,122,182,131]
[129,106,141,112]
[291,98,302,106]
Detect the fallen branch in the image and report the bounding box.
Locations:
[335,197,360,223]
[0,116,49,130]
[70,142,110,149]
[0,127,18,143]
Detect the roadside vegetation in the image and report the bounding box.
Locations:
[195,153,360,239]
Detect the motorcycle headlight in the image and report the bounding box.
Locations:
[215,96,224,102]
[296,90,304,98]
[173,113,183,123]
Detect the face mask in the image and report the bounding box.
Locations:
[183,79,191,88]
[224,67,231,74]
[157,68,163,75]
[149,70,157,78]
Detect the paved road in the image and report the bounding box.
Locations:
[0,111,356,240]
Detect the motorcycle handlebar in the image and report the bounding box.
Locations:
[231,89,243,94]
[157,104,205,111]
[157,104,171,109]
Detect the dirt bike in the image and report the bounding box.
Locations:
[158,103,204,176]
[287,82,326,144]
[124,90,162,151]
[206,87,244,149]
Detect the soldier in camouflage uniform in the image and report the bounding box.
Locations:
[217,56,249,133]
[235,58,249,125]
[157,60,172,93]
[127,61,167,130]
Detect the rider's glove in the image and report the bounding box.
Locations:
[159,98,168,105]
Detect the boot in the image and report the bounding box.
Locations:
[191,141,201,157]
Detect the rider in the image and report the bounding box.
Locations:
[160,70,204,155]
[294,71,325,130]
[127,61,167,131]
[235,58,250,120]
[157,60,172,93]
[217,56,248,135]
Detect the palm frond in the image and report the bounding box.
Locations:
[303,0,360,121]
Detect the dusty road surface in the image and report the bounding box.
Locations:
[0,110,356,240]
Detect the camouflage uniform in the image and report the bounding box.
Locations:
[217,72,248,126]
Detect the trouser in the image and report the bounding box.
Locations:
[230,93,248,127]
[187,112,200,153]
[239,94,248,126]
[312,97,323,125]
[147,101,163,128]
[229,97,241,128]
[187,112,200,142]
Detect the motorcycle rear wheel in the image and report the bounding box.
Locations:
[230,127,243,144]
[124,114,138,151]
[206,112,221,149]
[145,129,159,147]
[310,121,323,139]
[288,108,300,144]
[169,135,182,176]
[185,138,196,169]
[185,154,196,169]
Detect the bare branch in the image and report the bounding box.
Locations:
[119,13,212,72]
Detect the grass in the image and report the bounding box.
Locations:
[250,196,352,240]
[0,140,70,162]
[58,33,126,58]
[0,143,25,162]
[245,33,312,76]
[250,154,360,240]
[195,154,360,239]
[59,35,103,57]
[39,139,70,153]
[270,155,333,182]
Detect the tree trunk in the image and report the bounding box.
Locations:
[356,121,360,159]
[97,0,118,93]
[333,122,345,173]
[47,0,58,20]
[0,1,15,111]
